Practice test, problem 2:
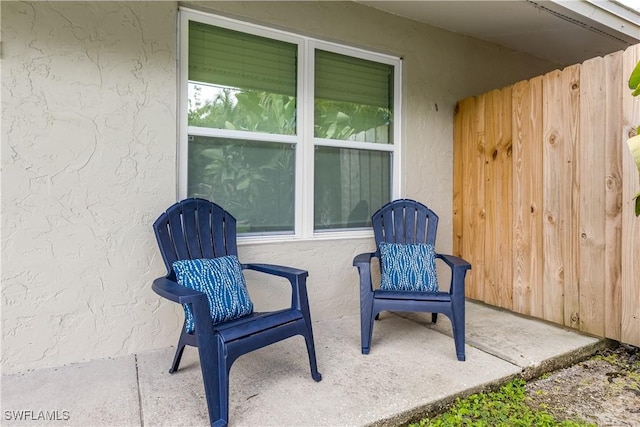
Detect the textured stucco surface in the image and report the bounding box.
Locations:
[1,1,178,373]
[1,1,558,373]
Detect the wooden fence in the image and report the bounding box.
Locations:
[453,44,640,347]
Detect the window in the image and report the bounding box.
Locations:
[180,9,401,239]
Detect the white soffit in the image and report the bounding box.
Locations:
[357,0,640,66]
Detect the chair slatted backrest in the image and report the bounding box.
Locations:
[153,198,238,277]
[371,199,438,254]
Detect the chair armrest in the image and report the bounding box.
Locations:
[152,276,214,338]
[436,253,472,270]
[243,263,308,281]
[353,252,375,267]
[243,263,311,313]
[353,252,376,294]
[152,277,206,304]
[435,253,471,296]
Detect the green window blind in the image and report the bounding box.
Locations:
[315,49,393,108]
[189,21,297,96]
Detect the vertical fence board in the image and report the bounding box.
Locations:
[482,88,514,309]
[563,64,582,330]
[471,94,487,300]
[621,45,640,346]
[530,77,545,319]
[499,87,514,309]
[604,51,623,341]
[512,80,529,314]
[542,69,569,325]
[453,100,466,259]
[578,57,607,337]
[484,90,500,307]
[459,97,483,299]
[512,81,528,314]
[512,78,544,316]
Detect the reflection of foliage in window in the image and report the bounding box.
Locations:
[189,86,296,135]
[188,137,295,233]
[315,99,392,142]
[189,85,392,140]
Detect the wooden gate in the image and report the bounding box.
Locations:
[453,44,640,347]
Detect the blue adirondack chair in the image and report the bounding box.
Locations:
[152,198,322,427]
[353,199,471,361]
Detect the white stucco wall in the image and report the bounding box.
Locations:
[1,1,558,373]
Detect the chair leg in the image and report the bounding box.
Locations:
[303,332,322,382]
[451,301,466,362]
[360,300,375,355]
[169,330,189,374]
[199,337,230,427]
[360,313,377,354]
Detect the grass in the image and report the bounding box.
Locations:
[407,379,595,427]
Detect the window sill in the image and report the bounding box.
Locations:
[237,229,374,246]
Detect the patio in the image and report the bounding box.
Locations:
[1,301,605,427]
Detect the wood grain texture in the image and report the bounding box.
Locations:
[484,90,499,307]
[542,69,569,325]
[500,87,514,310]
[562,65,582,330]
[453,101,465,259]
[512,77,543,317]
[483,88,513,308]
[458,97,482,299]
[621,45,640,346]
[469,94,487,300]
[578,56,607,337]
[604,51,623,341]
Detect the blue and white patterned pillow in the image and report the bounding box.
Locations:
[379,242,439,292]
[172,256,253,333]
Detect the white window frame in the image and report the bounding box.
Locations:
[178,8,402,242]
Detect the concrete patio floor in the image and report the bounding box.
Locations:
[1,301,607,427]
